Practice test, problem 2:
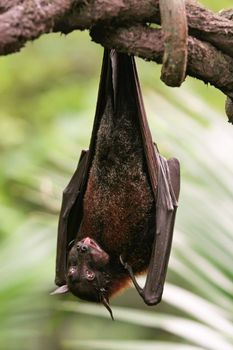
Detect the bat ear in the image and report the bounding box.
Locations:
[50,284,69,295]
[102,296,114,321]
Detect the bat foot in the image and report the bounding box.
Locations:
[119,255,134,277]
[120,255,136,276]
[120,255,143,295]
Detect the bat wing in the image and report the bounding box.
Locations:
[142,154,180,304]
[55,50,114,286]
[118,53,180,304]
[55,150,89,286]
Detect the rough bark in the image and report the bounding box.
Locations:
[1,0,233,117]
[91,26,233,99]
[58,1,233,58]
[0,0,78,55]
[0,1,233,57]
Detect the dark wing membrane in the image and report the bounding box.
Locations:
[142,155,180,305]
[128,55,180,305]
[55,150,89,286]
[55,50,116,286]
[111,51,180,304]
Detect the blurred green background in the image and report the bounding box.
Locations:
[0,1,233,350]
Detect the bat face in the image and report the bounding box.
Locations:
[67,237,111,302]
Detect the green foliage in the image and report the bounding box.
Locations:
[0,1,233,349]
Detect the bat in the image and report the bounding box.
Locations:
[52,49,180,320]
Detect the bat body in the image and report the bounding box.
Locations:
[53,50,180,318]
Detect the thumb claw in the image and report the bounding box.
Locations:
[119,255,127,269]
[119,255,124,265]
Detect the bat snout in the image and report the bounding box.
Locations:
[78,243,89,253]
[78,237,100,251]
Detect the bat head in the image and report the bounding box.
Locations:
[67,237,114,319]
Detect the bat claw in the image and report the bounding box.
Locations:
[119,255,127,269]
[119,255,131,271]
[119,255,133,274]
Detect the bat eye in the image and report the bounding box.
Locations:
[86,270,95,281]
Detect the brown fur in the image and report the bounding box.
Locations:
[79,100,154,276]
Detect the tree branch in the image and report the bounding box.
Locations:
[91,25,233,99]
[1,0,233,117]
[55,0,233,57]
[1,1,233,57]
[0,0,75,54]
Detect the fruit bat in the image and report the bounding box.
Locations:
[52,49,180,320]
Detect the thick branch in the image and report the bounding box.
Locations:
[0,0,75,54]
[55,0,160,31]
[91,25,233,99]
[1,0,233,106]
[0,0,233,58]
[56,1,233,57]
[187,2,233,57]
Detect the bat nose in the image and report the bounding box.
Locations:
[81,244,88,252]
[77,243,89,253]
[77,237,94,253]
